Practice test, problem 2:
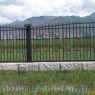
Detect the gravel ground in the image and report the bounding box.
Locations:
[0,61,95,71]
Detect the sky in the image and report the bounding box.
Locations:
[0,0,95,24]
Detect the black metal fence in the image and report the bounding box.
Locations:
[0,26,26,62]
[0,22,95,62]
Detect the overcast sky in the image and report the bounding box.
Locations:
[0,0,95,24]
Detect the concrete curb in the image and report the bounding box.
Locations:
[0,61,95,71]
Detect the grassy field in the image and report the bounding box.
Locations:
[0,70,95,95]
[0,38,95,61]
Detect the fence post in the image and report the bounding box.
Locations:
[0,25,1,40]
[25,24,32,62]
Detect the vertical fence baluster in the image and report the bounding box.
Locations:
[89,23,92,60]
[32,26,35,62]
[0,25,2,62]
[66,24,67,61]
[62,23,64,61]
[35,25,37,61]
[86,23,88,60]
[69,23,71,61]
[39,26,41,61]
[93,22,95,60]
[45,24,47,61]
[55,24,57,61]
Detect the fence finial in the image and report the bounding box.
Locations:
[24,24,32,27]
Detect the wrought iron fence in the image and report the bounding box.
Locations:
[0,26,26,62]
[0,22,95,62]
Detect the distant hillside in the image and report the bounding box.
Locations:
[89,12,95,17]
[9,12,95,26]
[1,12,95,39]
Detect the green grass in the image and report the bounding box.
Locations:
[0,70,95,95]
[0,48,95,61]
[0,38,95,49]
[0,38,95,61]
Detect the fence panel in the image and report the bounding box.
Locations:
[0,22,95,62]
[31,22,95,61]
[0,26,26,62]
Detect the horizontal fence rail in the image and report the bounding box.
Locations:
[0,22,95,62]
